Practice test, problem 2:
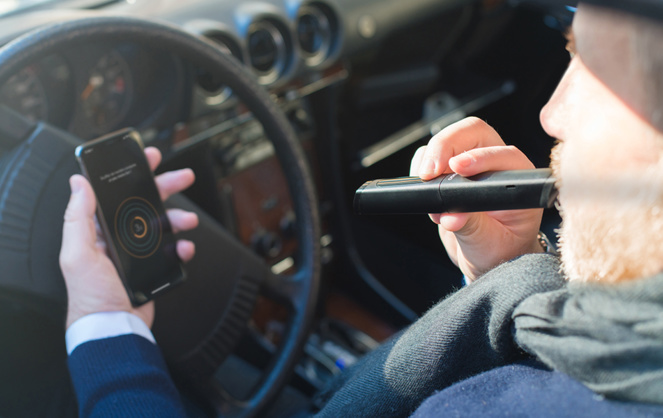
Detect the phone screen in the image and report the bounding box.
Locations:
[75,129,184,305]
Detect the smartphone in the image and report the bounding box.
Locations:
[75,128,185,306]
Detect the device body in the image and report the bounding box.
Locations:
[354,168,557,215]
[75,128,185,305]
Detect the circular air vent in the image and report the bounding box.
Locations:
[205,32,244,61]
[247,20,290,85]
[296,4,335,67]
[198,32,244,106]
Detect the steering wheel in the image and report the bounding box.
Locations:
[0,16,321,417]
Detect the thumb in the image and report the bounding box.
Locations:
[439,212,476,234]
[62,175,98,254]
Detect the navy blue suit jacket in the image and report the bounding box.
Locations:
[67,334,186,418]
[411,360,663,417]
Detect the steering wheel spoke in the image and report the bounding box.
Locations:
[0,105,85,311]
[0,105,38,150]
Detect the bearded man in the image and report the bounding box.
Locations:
[314,1,663,416]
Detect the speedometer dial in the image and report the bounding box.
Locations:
[80,51,133,131]
[0,66,48,121]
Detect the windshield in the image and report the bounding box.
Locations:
[0,0,58,16]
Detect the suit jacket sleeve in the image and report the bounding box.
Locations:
[67,334,187,418]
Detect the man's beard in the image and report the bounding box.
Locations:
[551,142,663,283]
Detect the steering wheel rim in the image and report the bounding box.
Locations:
[0,15,321,417]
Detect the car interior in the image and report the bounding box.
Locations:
[0,0,572,416]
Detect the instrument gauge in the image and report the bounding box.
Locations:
[0,66,48,121]
[80,51,133,131]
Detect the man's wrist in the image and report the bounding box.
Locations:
[66,305,91,330]
[65,311,156,355]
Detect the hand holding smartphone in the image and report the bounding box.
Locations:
[75,129,185,306]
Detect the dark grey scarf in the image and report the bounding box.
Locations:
[315,254,663,417]
[514,273,663,405]
[315,254,566,417]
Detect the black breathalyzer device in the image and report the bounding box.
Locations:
[354,168,557,215]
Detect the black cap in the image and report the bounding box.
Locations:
[518,0,663,133]
[586,0,663,20]
[520,0,663,21]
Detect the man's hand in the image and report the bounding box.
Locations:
[60,147,198,329]
[410,117,543,282]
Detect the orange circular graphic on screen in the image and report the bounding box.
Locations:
[114,196,162,258]
[132,216,148,239]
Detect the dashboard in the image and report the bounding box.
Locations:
[0,0,511,289]
[0,0,350,140]
[0,0,359,270]
[0,0,559,294]
[0,0,468,137]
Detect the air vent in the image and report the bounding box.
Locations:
[205,32,244,62]
[247,20,290,85]
[296,4,333,66]
[297,3,340,67]
[198,32,243,106]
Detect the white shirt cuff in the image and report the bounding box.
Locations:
[65,311,156,355]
